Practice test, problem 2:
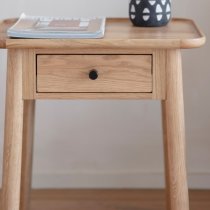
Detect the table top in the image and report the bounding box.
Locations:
[0,18,205,49]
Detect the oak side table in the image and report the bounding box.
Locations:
[0,18,205,210]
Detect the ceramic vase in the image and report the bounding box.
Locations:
[129,0,171,27]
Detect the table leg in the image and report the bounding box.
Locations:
[162,50,190,210]
[20,100,35,210]
[2,49,35,210]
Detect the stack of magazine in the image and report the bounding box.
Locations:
[7,13,106,39]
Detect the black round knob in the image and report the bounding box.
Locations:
[89,70,98,80]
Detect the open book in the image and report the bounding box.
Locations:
[7,13,106,39]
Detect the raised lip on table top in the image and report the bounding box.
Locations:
[0,17,206,49]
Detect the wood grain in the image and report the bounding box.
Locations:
[2,49,24,210]
[1,49,35,210]
[1,189,210,210]
[34,92,153,100]
[22,49,166,100]
[0,17,205,210]
[0,18,205,50]
[162,50,189,210]
[0,18,17,48]
[23,50,36,99]
[37,54,152,93]
[153,49,166,99]
[20,101,35,210]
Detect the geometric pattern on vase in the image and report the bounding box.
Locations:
[129,0,171,27]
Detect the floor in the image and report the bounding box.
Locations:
[1,189,210,210]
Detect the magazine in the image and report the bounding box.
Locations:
[7,13,106,39]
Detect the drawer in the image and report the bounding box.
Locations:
[36,55,152,93]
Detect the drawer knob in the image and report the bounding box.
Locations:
[89,70,98,80]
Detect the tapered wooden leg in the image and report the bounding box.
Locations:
[2,49,35,210]
[20,100,35,210]
[162,50,189,210]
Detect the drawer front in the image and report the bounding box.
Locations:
[36,55,152,93]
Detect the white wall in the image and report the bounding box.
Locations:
[0,0,210,189]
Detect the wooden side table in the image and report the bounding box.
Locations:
[0,18,205,210]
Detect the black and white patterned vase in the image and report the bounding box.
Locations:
[129,0,172,27]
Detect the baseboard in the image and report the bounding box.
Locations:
[0,171,209,189]
[27,171,210,189]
